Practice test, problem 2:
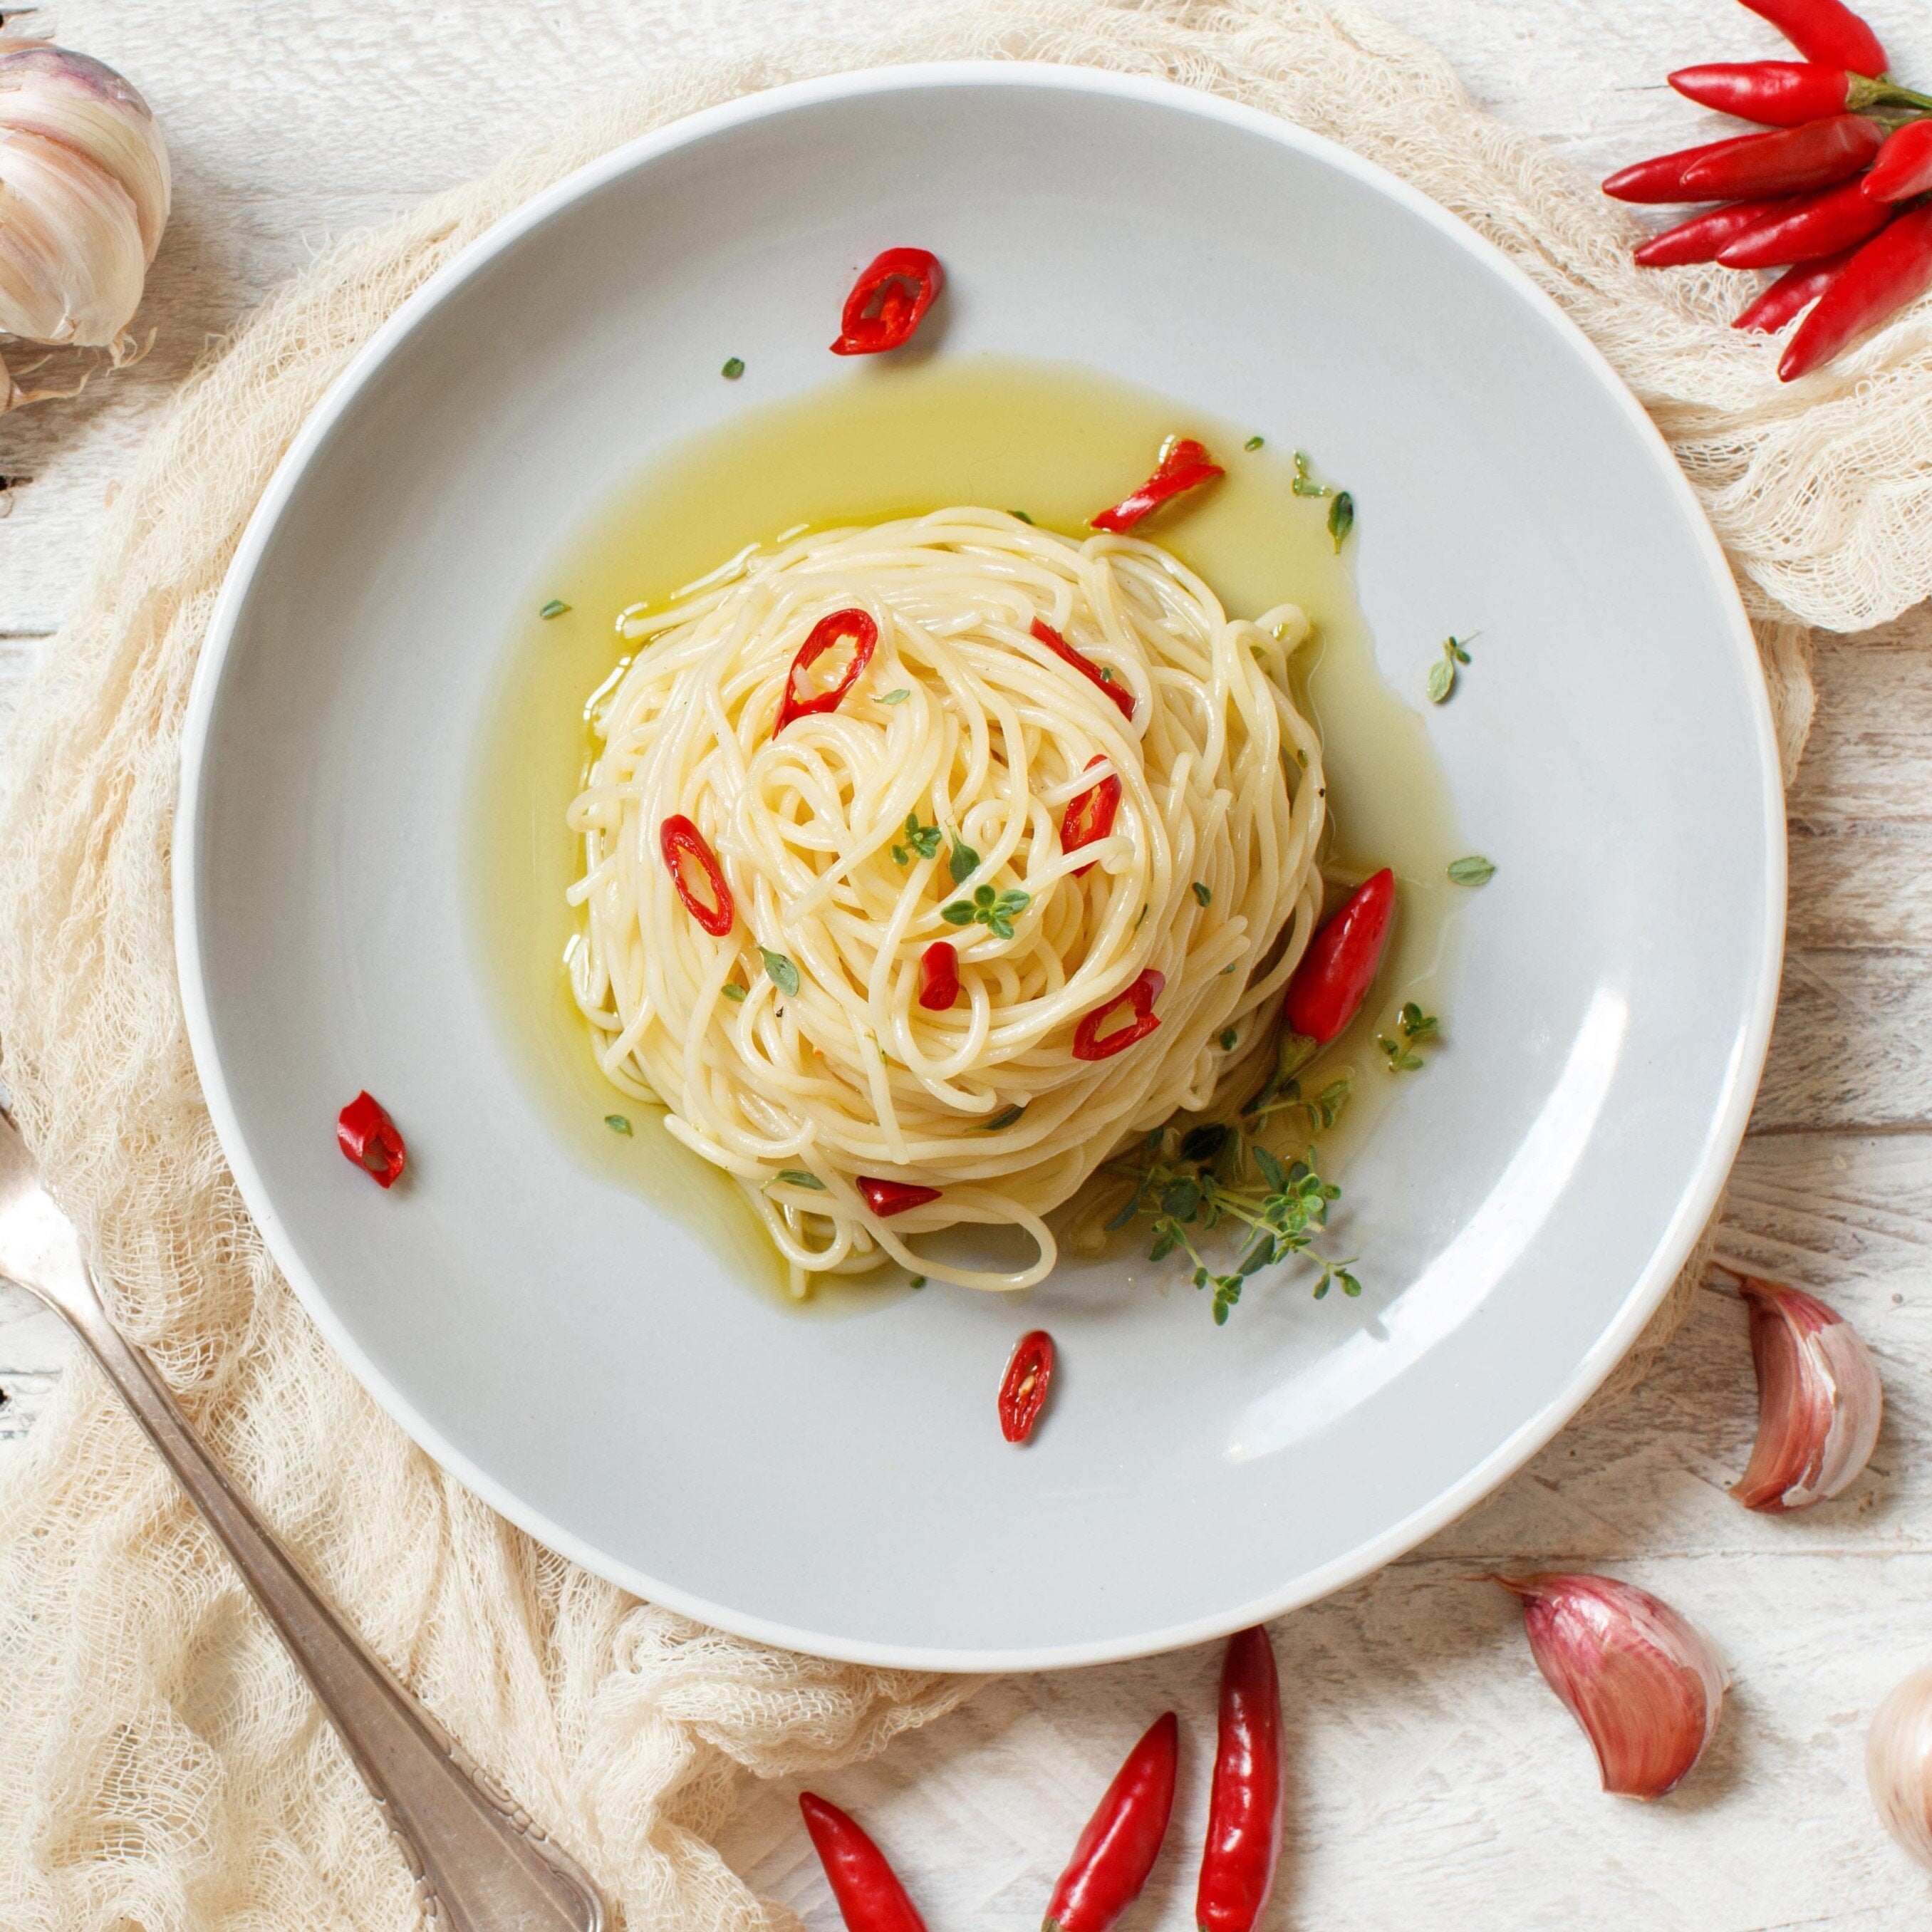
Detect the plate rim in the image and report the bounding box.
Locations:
[174,58,1787,1671]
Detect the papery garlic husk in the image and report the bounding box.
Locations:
[1869,1665,1932,1871]
[0,37,169,357]
[1730,1274,1882,1512]
[1497,1573,1728,1799]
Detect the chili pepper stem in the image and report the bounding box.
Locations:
[1850,75,1932,114]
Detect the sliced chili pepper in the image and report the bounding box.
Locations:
[1781,200,1932,378]
[1195,1626,1284,1932]
[1738,0,1886,79]
[1061,754,1123,875]
[1668,60,1853,125]
[1602,133,1764,203]
[1864,118,1932,201]
[336,1090,406,1188]
[1633,199,1787,269]
[858,1174,942,1218]
[917,940,959,1011]
[829,246,945,356]
[1678,114,1884,199]
[798,1793,928,1932]
[1044,1710,1179,1931]
[1716,177,1891,266]
[774,608,879,734]
[1282,867,1395,1046]
[659,814,734,936]
[1090,437,1225,534]
[1072,968,1164,1061]
[1031,618,1136,722]
[1733,248,1856,331]
[998,1329,1055,1445]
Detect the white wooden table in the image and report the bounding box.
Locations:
[4,2,1931,1925]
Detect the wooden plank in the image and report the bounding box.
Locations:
[1753,951,1932,1134]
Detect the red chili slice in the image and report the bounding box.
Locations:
[1091,437,1225,534]
[918,940,960,1010]
[1031,618,1136,722]
[1061,756,1123,875]
[1072,968,1165,1061]
[659,814,735,936]
[999,1329,1056,1444]
[1282,868,1394,1046]
[774,608,879,734]
[337,1091,406,1188]
[858,1175,942,1217]
[829,246,945,355]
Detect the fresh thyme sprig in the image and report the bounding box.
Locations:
[890,811,943,865]
[1105,1121,1360,1324]
[1377,1001,1438,1072]
[1425,634,1473,704]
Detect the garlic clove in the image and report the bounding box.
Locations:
[1730,1274,1881,1512]
[1496,1572,1727,1799]
[0,40,170,261]
[1869,1666,1932,1871]
[0,126,147,346]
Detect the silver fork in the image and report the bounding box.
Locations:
[0,1102,606,1932]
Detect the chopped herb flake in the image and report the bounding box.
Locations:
[1448,854,1496,887]
[1328,491,1354,552]
[770,1169,824,1190]
[759,947,801,996]
[1193,881,1212,908]
[982,1103,1027,1131]
[879,688,911,705]
[908,1274,927,1289]
[721,356,745,379]
[1009,509,1034,524]
[539,598,570,620]
[1426,635,1473,705]
[1220,1027,1240,1051]
[1291,450,1331,498]
[1244,434,1265,451]
[605,1114,632,1135]
[721,982,747,1002]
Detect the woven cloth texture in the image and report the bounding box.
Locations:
[0,0,1854,1924]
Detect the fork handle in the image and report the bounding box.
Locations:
[66,1289,604,1932]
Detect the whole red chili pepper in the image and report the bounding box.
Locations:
[1715,177,1891,266]
[659,814,734,936]
[1738,0,1887,79]
[998,1329,1055,1445]
[917,940,959,1011]
[1195,1626,1284,1932]
[774,608,879,734]
[1678,113,1884,199]
[830,247,945,356]
[1633,199,1787,269]
[1602,133,1764,203]
[1733,246,1858,330]
[799,1793,928,1932]
[1668,59,1856,124]
[1044,1710,1180,1931]
[1031,618,1136,722]
[1282,867,1394,1046]
[1091,437,1225,534]
[337,1091,406,1188]
[1061,755,1123,875]
[1864,118,1932,200]
[1781,199,1932,378]
[1071,968,1164,1061]
[858,1174,942,1218]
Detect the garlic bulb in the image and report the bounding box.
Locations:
[1497,1573,1727,1799]
[1869,1666,1932,1871]
[0,36,169,400]
[1729,1273,1881,1512]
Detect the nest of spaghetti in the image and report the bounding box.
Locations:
[567,509,1326,1293]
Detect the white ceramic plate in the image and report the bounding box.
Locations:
[176,65,1782,1670]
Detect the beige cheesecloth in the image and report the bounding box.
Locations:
[0,0,1900,1923]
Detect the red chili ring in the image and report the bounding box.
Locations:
[1071,968,1165,1061]
[1091,437,1225,534]
[1060,755,1123,875]
[337,1091,406,1188]
[999,1329,1056,1444]
[1031,618,1135,722]
[660,814,735,937]
[830,246,945,355]
[774,608,879,734]
[918,940,960,1011]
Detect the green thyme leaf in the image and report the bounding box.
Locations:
[1009,509,1034,524]
[1400,1002,1439,1041]
[974,884,995,908]
[1378,1034,1424,1072]
[1178,1123,1229,1164]
[605,1114,632,1135]
[1291,450,1329,498]
[539,598,570,619]
[1220,1027,1240,1051]
[941,900,977,925]
[1426,656,1455,705]
[1252,1144,1287,1193]
[721,982,747,1002]
[1328,491,1354,551]
[1193,881,1212,908]
[891,846,909,866]
[994,889,1030,915]
[759,947,800,996]
[982,1103,1027,1131]
[721,355,745,379]
[1245,434,1265,451]
[949,839,980,885]
[879,688,911,705]
[908,1274,926,1289]
[1448,854,1497,887]
[770,1169,824,1190]
[1448,635,1473,665]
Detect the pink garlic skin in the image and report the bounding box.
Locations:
[1497,1573,1727,1799]
[1732,1277,1882,1512]
[1869,1666,1932,1872]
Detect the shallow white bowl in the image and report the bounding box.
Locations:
[177,64,1782,1670]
